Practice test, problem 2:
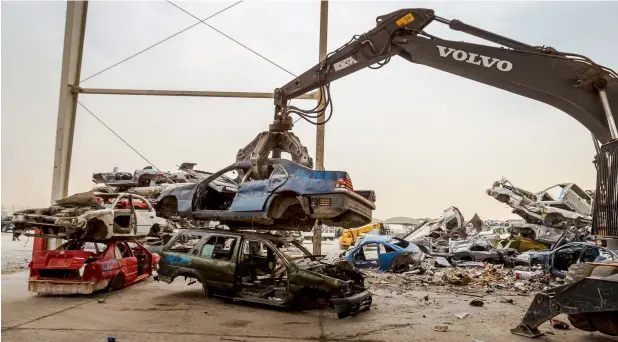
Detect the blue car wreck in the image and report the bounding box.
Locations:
[338,236,423,272]
[155,159,376,231]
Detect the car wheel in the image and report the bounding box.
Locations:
[202,281,211,298]
[109,273,125,292]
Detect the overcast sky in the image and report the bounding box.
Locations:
[2,1,617,220]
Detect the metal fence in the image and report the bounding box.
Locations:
[592,139,618,237]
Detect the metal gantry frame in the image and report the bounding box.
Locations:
[51,0,329,252]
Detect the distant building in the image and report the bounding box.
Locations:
[383,217,431,235]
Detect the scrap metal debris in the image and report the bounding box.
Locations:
[469,299,484,307]
[432,325,449,332]
[551,318,570,330]
[454,312,470,319]
[358,177,608,302]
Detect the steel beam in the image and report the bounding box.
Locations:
[313,0,329,256]
[50,1,88,250]
[51,1,88,204]
[72,86,317,99]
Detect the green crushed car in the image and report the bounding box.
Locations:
[150,229,372,318]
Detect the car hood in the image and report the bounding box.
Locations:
[297,261,365,283]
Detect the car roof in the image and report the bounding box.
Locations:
[361,235,393,243]
[181,229,296,244]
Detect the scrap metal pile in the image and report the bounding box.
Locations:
[406,177,595,260]
[11,163,208,244]
[339,177,616,297]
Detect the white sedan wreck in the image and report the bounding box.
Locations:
[12,191,177,240]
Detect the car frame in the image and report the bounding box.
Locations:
[339,235,423,272]
[152,229,372,319]
[13,192,174,240]
[155,158,376,231]
[529,242,618,278]
[28,239,160,295]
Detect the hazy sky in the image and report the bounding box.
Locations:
[2,1,617,220]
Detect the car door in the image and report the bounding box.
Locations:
[230,164,289,212]
[111,194,137,235]
[192,165,241,220]
[131,195,156,235]
[352,242,380,269]
[189,234,239,293]
[114,242,138,285]
[377,243,400,271]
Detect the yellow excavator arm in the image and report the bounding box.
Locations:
[338,222,384,250]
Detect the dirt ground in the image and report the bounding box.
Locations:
[1,233,34,272]
[2,269,617,342]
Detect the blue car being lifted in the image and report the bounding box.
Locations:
[154,159,376,231]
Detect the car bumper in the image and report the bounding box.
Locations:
[309,192,374,227]
[28,279,110,295]
[330,290,372,319]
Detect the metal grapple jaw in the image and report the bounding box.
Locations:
[236,113,313,180]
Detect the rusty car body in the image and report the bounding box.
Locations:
[154,159,376,231]
[151,229,372,319]
[28,240,160,295]
[12,192,177,240]
[487,178,592,228]
[338,235,423,272]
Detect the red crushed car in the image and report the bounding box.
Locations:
[28,240,159,295]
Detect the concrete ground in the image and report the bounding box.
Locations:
[2,269,617,342]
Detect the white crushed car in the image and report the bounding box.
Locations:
[12,191,177,240]
[486,178,592,228]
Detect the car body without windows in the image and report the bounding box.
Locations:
[487,178,592,228]
[151,229,372,319]
[529,242,618,278]
[155,159,376,231]
[29,240,159,295]
[339,235,423,272]
[12,192,176,240]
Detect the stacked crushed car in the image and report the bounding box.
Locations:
[11,159,378,320]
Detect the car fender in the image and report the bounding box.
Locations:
[169,267,205,285]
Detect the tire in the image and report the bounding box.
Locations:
[589,265,618,278]
[565,263,596,283]
[202,281,211,298]
[109,273,126,292]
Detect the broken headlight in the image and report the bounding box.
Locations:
[78,265,86,277]
[335,279,352,295]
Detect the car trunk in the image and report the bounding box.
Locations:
[354,190,376,203]
[30,250,96,280]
